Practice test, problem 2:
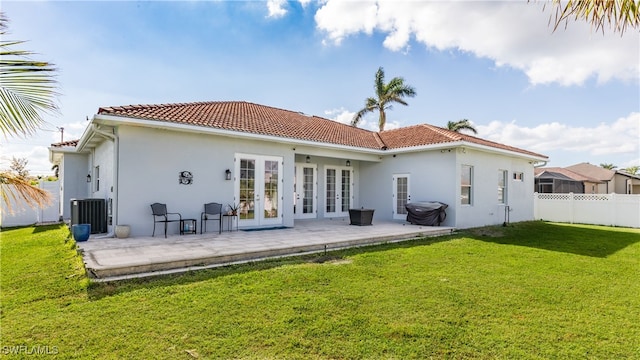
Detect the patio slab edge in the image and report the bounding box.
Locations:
[84,227,454,282]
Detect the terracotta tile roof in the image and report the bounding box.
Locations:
[50,139,79,148]
[97,101,547,159]
[98,101,382,149]
[380,124,547,158]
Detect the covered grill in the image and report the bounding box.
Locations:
[405,202,448,226]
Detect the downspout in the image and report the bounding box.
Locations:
[91,125,118,239]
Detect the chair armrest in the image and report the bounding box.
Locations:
[167,212,182,221]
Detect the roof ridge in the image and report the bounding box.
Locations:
[98,100,249,114]
[373,132,387,149]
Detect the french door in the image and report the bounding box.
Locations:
[294,163,317,219]
[325,166,353,217]
[235,154,282,227]
[392,174,411,220]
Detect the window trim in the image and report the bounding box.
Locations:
[498,169,507,204]
[461,165,473,206]
[94,166,100,192]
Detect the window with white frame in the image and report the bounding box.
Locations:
[461,165,473,205]
[513,172,523,181]
[95,166,100,192]
[498,170,507,204]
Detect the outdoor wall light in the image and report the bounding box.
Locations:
[225,169,232,181]
[86,174,91,183]
[306,155,311,163]
[346,160,351,167]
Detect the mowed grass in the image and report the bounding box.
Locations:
[1,222,639,359]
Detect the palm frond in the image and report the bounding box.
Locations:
[447,119,478,134]
[0,171,52,214]
[547,0,640,34]
[0,12,59,138]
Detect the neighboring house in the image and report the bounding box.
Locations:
[49,101,548,237]
[566,162,640,194]
[534,167,603,194]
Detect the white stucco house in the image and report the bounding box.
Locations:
[49,101,548,237]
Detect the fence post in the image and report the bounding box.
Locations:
[569,192,574,224]
[533,192,538,220]
[610,193,616,227]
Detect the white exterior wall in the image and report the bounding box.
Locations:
[116,126,295,237]
[60,153,89,220]
[359,151,457,227]
[90,138,115,230]
[455,148,535,229]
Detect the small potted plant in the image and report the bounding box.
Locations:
[227,203,239,216]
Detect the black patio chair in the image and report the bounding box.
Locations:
[151,203,182,238]
[201,202,223,234]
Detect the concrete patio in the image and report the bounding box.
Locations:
[77,218,454,282]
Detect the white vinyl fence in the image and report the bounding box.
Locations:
[1,180,60,228]
[534,192,640,228]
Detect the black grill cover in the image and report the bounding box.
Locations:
[405,202,448,226]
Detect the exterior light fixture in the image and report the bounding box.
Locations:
[225,169,232,181]
[346,160,351,167]
[306,155,311,163]
[86,174,91,183]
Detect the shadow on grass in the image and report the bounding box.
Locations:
[32,223,65,233]
[467,221,640,258]
[86,235,452,300]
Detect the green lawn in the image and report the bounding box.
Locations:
[1,222,639,359]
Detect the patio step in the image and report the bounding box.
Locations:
[80,223,454,281]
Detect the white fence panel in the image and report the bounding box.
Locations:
[534,192,640,228]
[0,180,60,228]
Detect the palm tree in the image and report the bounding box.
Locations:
[447,119,478,134]
[623,166,639,175]
[352,67,416,132]
[0,13,55,213]
[600,163,617,170]
[546,0,640,34]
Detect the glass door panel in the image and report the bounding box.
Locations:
[325,166,351,217]
[393,174,410,220]
[239,159,255,220]
[236,154,282,227]
[294,164,317,219]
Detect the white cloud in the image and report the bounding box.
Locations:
[323,107,401,131]
[477,112,640,159]
[266,0,288,18]
[314,1,640,86]
[324,107,354,125]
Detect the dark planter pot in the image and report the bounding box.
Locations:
[349,209,375,226]
[72,224,91,242]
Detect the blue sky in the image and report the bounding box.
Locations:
[2,0,639,175]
